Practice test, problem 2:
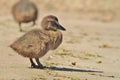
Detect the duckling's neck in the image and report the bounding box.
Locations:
[40,28,62,50]
[47,30,63,50]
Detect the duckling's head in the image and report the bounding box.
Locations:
[41,15,66,31]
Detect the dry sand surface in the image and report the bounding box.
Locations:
[0,0,120,80]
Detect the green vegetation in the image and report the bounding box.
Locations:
[70,78,81,80]
[54,49,72,56]
[99,44,112,48]
[45,62,59,66]
[54,49,102,60]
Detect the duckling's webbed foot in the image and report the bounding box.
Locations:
[35,58,45,69]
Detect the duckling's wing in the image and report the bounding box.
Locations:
[10,29,50,57]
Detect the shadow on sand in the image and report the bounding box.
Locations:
[31,66,103,73]
[46,66,103,73]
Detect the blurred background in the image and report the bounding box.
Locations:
[0,0,120,22]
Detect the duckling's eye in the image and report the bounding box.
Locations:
[49,21,57,27]
[55,18,58,22]
[52,22,57,27]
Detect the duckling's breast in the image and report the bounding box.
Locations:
[49,31,63,50]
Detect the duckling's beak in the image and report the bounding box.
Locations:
[57,22,66,31]
[58,25,66,31]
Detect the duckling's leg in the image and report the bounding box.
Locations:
[19,22,23,32]
[29,58,36,68]
[35,58,44,69]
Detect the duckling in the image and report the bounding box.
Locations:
[10,15,66,69]
[12,0,38,32]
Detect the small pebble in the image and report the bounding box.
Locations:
[97,61,102,63]
[71,62,76,65]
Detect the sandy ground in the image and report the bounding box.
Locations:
[0,0,120,80]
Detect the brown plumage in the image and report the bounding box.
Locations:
[12,0,38,32]
[10,15,66,68]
